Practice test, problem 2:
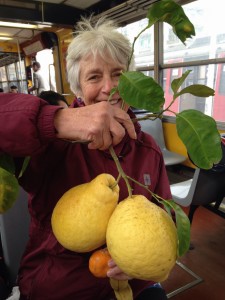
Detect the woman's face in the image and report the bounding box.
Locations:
[79,53,129,111]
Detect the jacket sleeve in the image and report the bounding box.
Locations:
[0,93,62,157]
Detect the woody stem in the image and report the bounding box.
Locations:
[109,146,133,197]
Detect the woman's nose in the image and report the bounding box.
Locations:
[102,78,116,93]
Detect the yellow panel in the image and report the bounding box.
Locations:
[0,42,18,52]
[163,122,225,169]
[163,122,194,168]
[55,28,74,104]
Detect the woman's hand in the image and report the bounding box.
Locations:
[107,258,132,281]
[54,101,136,150]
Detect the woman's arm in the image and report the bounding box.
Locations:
[0,94,136,156]
[0,93,61,156]
[54,101,136,150]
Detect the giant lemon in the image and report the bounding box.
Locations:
[106,195,177,282]
[51,173,119,252]
[0,167,19,213]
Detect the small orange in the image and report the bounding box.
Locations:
[89,248,112,278]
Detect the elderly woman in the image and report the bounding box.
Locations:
[0,17,170,300]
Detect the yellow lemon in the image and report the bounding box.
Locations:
[0,167,19,213]
[106,195,178,282]
[51,173,119,252]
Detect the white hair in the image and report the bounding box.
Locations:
[66,16,134,95]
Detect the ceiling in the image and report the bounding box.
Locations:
[0,0,159,44]
[0,0,159,65]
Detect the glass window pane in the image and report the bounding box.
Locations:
[164,0,225,63]
[118,19,154,68]
[7,64,17,81]
[163,0,225,122]
[2,82,9,92]
[16,61,26,80]
[0,66,7,81]
[213,63,225,121]
[20,81,28,94]
[163,63,225,122]
[36,49,56,91]
[163,67,183,117]
[142,70,154,78]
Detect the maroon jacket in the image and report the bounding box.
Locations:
[0,94,171,300]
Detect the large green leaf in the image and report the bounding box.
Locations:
[176,110,222,169]
[161,199,190,257]
[0,167,19,213]
[147,0,195,44]
[168,201,190,257]
[118,71,165,112]
[177,84,215,98]
[171,71,191,94]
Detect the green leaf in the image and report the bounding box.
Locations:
[0,167,19,213]
[176,110,222,169]
[147,0,195,44]
[169,201,191,257]
[118,71,165,112]
[0,154,15,174]
[171,70,191,94]
[161,200,172,217]
[161,199,190,257]
[177,84,215,98]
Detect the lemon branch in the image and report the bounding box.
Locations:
[127,176,161,200]
[110,144,171,208]
[109,146,133,198]
[127,175,172,206]
[109,142,190,257]
[108,84,191,257]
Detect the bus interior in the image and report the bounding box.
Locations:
[0,0,225,299]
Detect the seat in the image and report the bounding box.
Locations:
[168,163,225,296]
[170,168,199,208]
[0,188,30,288]
[170,139,225,224]
[137,114,186,166]
[167,140,225,297]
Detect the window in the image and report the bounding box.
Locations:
[118,19,154,68]
[36,49,57,92]
[0,66,7,81]
[218,65,225,95]
[16,61,26,80]
[163,0,225,122]
[0,60,28,93]
[119,0,225,123]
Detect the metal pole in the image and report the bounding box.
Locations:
[16,39,23,93]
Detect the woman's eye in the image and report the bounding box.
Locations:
[113,72,122,78]
[88,75,98,81]
[87,73,102,81]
